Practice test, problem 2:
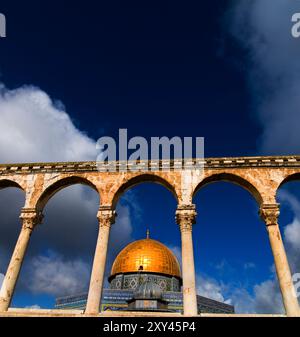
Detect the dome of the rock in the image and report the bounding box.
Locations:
[110,236,181,279]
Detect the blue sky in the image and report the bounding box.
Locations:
[0,0,300,313]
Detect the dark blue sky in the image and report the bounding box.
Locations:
[0,1,260,157]
[0,1,299,313]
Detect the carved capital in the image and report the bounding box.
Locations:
[259,204,280,227]
[20,208,44,231]
[97,206,116,228]
[176,204,197,232]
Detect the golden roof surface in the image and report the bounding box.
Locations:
[110,236,181,278]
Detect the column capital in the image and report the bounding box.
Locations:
[176,204,197,232]
[97,206,116,228]
[19,208,43,231]
[259,203,280,226]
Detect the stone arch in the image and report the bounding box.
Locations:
[0,179,25,191]
[277,172,300,193]
[35,176,100,211]
[192,172,263,205]
[111,173,178,209]
[275,172,300,204]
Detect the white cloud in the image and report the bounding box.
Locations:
[219,0,300,314]
[0,84,96,163]
[244,262,256,270]
[284,218,300,251]
[196,272,285,314]
[197,275,227,303]
[228,187,300,313]
[253,279,284,314]
[26,251,90,297]
[226,0,300,289]
[168,245,182,267]
[0,82,134,301]
[110,204,133,249]
[225,287,255,313]
[168,250,282,313]
[278,190,300,215]
[0,273,4,288]
[16,187,135,297]
[278,189,300,273]
[25,305,41,309]
[227,0,300,154]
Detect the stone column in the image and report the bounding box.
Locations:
[260,204,300,316]
[85,206,116,315]
[176,204,198,316]
[0,208,42,312]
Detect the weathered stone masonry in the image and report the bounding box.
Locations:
[0,155,300,316]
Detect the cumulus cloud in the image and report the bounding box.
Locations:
[195,271,285,314]
[0,273,4,288]
[226,188,300,314]
[285,218,300,251]
[0,84,96,163]
[217,0,300,314]
[226,287,255,313]
[25,251,90,297]
[110,204,134,250]
[167,247,283,313]
[166,246,232,306]
[197,275,227,303]
[195,273,254,313]
[197,188,300,314]
[253,279,284,313]
[168,245,182,266]
[0,81,100,272]
[227,0,300,154]
[220,188,300,314]
[0,82,134,302]
[278,190,300,274]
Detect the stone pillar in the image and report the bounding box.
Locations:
[176,204,198,316]
[0,208,42,312]
[85,206,116,315]
[260,204,300,316]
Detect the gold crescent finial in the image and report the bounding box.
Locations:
[146,228,150,239]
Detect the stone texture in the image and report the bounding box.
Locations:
[0,209,42,312]
[176,205,198,316]
[260,204,299,316]
[85,207,116,314]
[0,155,300,316]
[0,308,284,317]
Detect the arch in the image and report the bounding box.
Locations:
[0,179,24,191]
[276,172,300,198]
[111,173,178,209]
[36,176,100,211]
[192,172,263,205]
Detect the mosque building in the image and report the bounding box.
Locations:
[55,231,234,314]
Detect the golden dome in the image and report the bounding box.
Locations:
[110,235,181,279]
